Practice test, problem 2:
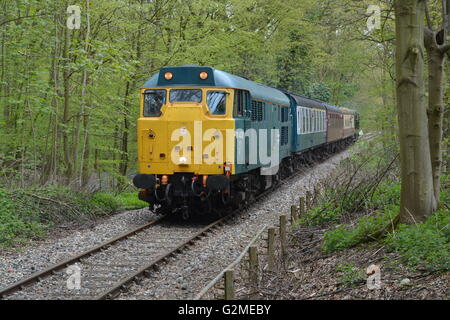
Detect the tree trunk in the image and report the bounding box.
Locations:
[62,25,74,182]
[394,0,436,224]
[425,32,446,204]
[423,0,449,205]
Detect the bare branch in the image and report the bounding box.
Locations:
[425,1,433,30]
[0,13,48,27]
[440,43,450,53]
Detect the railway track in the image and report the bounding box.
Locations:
[0,145,353,300]
[97,166,310,300]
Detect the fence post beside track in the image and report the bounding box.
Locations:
[267,227,275,272]
[248,246,259,298]
[224,270,235,300]
[313,187,319,205]
[279,215,287,257]
[306,191,312,210]
[290,205,298,223]
[299,197,305,217]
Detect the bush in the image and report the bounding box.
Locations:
[0,188,46,247]
[92,192,148,210]
[91,193,121,212]
[385,209,449,272]
[336,263,366,288]
[0,186,137,248]
[322,205,398,254]
[298,202,341,226]
[115,192,148,209]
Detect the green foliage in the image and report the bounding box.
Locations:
[115,192,149,209]
[0,0,381,189]
[320,171,449,272]
[300,182,401,227]
[0,185,136,247]
[92,192,148,210]
[91,193,121,212]
[306,82,332,102]
[385,210,450,272]
[0,188,46,247]
[336,263,366,288]
[322,205,398,254]
[298,201,341,226]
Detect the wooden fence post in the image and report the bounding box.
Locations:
[290,205,298,223]
[248,246,259,297]
[224,270,235,300]
[279,215,287,257]
[267,227,275,272]
[306,191,312,209]
[313,187,319,204]
[299,197,305,217]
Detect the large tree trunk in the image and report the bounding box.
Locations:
[394,0,436,224]
[425,30,446,204]
[424,0,449,205]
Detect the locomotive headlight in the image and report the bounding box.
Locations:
[164,72,173,80]
[179,156,188,165]
[199,72,208,80]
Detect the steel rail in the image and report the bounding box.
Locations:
[95,161,315,300]
[0,216,164,299]
[1,139,357,300]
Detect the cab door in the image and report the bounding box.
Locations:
[233,90,251,173]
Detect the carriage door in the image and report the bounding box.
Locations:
[234,90,251,170]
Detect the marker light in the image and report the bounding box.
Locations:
[179,156,188,165]
[164,72,173,80]
[199,72,208,80]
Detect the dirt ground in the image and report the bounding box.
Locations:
[257,224,449,300]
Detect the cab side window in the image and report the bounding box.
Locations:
[234,90,250,118]
[234,90,244,117]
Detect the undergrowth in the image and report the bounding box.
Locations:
[336,263,366,288]
[298,137,449,273]
[0,186,146,248]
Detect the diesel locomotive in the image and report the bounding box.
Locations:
[133,65,360,218]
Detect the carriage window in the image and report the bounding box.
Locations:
[207,91,227,115]
[170,89,202,103]
[144,90,166,117]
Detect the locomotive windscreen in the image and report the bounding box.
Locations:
[144,90,166,117]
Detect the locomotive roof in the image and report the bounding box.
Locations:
[142,65,291,106]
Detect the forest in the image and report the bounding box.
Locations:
[0,0,397,189]
[0,0,448,300]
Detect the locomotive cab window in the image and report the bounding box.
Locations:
[144,89,166,117]
[234,90,249,117]
[170,89,202,103]
[207,91,227,115]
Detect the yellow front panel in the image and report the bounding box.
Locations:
[137,87,236,175]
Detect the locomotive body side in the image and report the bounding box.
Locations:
[133,65,360,217]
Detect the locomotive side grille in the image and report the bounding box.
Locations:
[257,101,264,121]
[251,101,258,121]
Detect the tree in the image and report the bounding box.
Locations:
[424,0,450,204]
[394,0,438,223]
